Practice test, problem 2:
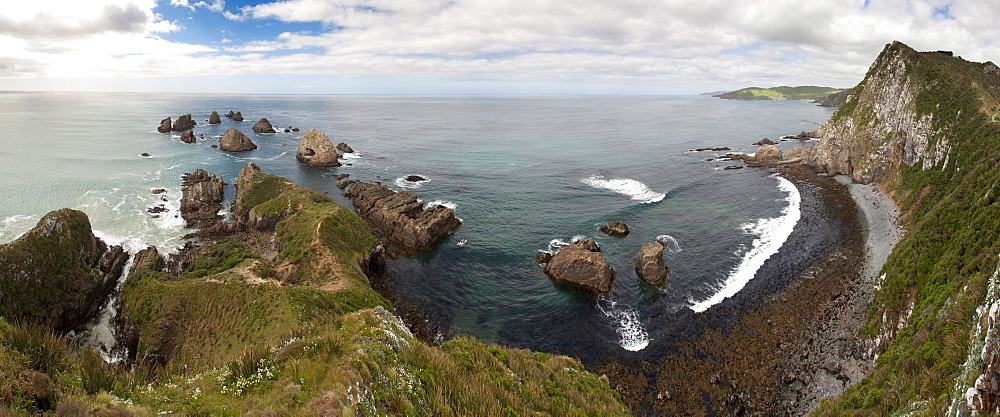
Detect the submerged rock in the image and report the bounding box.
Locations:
[172,114,196,132]
[600,221,629,237]
[252,118,276,134]
[543,239,615,293]
[337,142,355,153]
[180,130,196,144]
[180,169,225,229]
[220,128,257,152]
[209,111,221,124]
[296,129,341,167]
[635,241,670,286]
[343,182,461,251]
[157,117,171,133]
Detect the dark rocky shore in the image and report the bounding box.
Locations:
[598,164,870,416]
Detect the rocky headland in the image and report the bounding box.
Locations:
[342,181,462,252]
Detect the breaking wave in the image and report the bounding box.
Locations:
[581,174,665,203]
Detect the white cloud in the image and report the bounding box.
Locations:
[1,0,999,92]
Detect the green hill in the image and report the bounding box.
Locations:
[716,85,845,101]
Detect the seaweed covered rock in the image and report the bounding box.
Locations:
[343,182,461,251]
[0,209,127,330]
[543,239,615,293]
[220,128,257,152]
[172,114,195,132]
[180,169,225,229]
[157,117,171,133]
[252,118,276,134]
[296,129,341,167]
[635,241,669,286]
[209,111,221,124]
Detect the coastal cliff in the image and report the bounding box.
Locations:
[808,42,1000,415]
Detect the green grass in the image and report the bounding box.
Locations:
[719,85,844,100]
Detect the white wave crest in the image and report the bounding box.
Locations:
[656,235,682,253]
[424,200,457,210]
[598,297,649,351]
[689,176,801,313]
[581,174,665,203]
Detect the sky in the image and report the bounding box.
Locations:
[0,0,998,94]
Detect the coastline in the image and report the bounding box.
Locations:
[600,164,901,415]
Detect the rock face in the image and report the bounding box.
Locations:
[180,130,196,144]
[543,240,615,293]
[172,114,195,132]
[753,138,776,146]
[209,111,221,124]
[784,146,815,162]
[754,145,782,161]
[157,117,171,133]
[220,128,257,152]
[232,111,244,122]
[0,209,128,331]
[337,142,354,153]
[180,169,225,229]
[599,221,629,237]
[814,88,853,107]
[225,110,235,118]
[252,118,276,134]
[296,129,341,167]
[535,251,553,264]
[810,41,1000,184]
[635,241,669,286]
[343,182,462,251]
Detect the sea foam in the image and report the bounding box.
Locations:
[656,234,682,253]
[395,175,430,189]
[689,176,801,313]
[581,174,665,203]
[598,297,650,351]
[424,200,457,210]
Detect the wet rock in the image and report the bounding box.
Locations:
[220,128,257,152]
[543,239,615,293]
[180,130,196,144]
[157,117,171,133]
[140,153,151,157]
[600,221,629,237]
[291,127,299,132]
[405,175,426,182]
[724,165,744,170]
[635,241,670,286]
[252,118,276,134]
[232,111,244,122]
[343,182,462,251]
[209,111,221,124]
[295,129,341,167]
[692,147,732,152]
[172,114,196,132]
[147,205,167,214]
[535,251,553,264]
[337,180,356,189]
[152,189,167,194]
[753,138,776,146]
[337,142,355,153]
[335,173,350,180]
[180,169,225,229]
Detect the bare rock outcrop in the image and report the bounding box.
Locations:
[635,241,669,286]
[180,169,225,229]
[784,146,815,162]
[157,117,171,133]
[599,221,629,237]
[337,142,355,153]
[343,182,461,251]
[753,138,776,146]
[172,114,196,132]
[754,145,782,161]
[252,118,276,134]
[296,129,341,167]
[209,111,221,124]
[220,128,257,152]
[232,111,244,122]
[225,110,235,118]
[180,130,196,144]
[543,239,615,293]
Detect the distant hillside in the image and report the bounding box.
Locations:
[715,85,845,101]
[813,87,853,107]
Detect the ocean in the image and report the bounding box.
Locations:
[0,92,836,361]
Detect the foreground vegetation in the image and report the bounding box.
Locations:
[0,165,629,415]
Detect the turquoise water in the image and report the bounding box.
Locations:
[0,92,835,358]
